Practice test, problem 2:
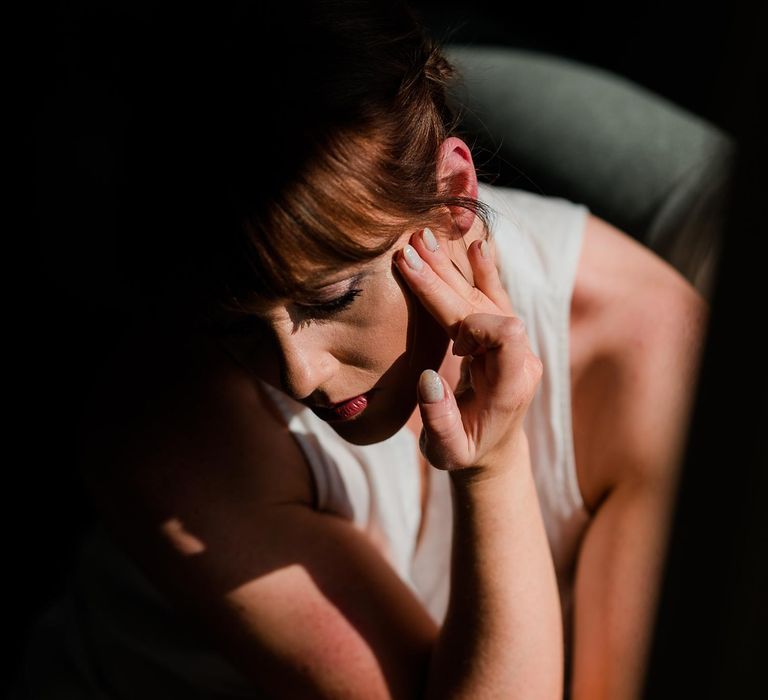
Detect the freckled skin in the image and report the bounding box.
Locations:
[219,221,487,446]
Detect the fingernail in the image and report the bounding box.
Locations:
[480,239,489,258]
[403,244,423,271]
[422,227,439,252]
[419,369,444,403]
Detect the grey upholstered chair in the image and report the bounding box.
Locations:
[444,45,737,302]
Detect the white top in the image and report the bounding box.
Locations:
[18,182,592,698]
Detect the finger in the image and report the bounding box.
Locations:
[452,313,540,408]
[410,227,478,300]
[454,355,473,396]
[453,312,528,358]
[468,238,515,315]
[396,243,475,339]
[416,369,470,469]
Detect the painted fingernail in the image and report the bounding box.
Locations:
[422,227,439,252]
[403,244,423,271]
[480,239,490,258]
[419,369,444,403]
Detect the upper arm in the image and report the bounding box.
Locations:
[156,502,437,700]
[568,213,711,699]
[571,213,711,507]
[81,367,438,700]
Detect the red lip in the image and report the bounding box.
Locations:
[310,392,371,422]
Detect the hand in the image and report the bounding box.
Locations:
[395,228,543,480]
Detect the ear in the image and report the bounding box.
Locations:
[435,136,479,235]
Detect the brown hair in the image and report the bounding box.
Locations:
[109,0,496,331]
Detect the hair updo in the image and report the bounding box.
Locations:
[99,0,494,330]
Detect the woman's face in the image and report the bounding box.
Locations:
[219,225,480,446]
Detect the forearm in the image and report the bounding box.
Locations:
[425,440,564,700]
[570,479,677,700]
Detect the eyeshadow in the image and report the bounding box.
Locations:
[299,270,367,304]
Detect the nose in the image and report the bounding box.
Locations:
[274,325,339,402]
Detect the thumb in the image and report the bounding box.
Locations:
[417,369,467,469]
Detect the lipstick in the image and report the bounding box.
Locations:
[311,393,370,422]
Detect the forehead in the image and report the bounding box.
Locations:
[295,229,414,288]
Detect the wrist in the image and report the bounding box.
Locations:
[449,431,531,488]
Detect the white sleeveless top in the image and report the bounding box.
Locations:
[18,182,592,698]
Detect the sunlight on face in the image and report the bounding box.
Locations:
[218,229,453,445]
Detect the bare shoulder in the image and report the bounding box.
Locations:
[569,214,710,512]
[76,325,440,698]
[78,326,316,522]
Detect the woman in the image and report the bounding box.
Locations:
[21,1,709,698]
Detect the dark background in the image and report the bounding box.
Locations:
[410,0,741,136]
[21,1,765,696]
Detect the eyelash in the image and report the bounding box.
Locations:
[297,288,363,325]
[219,288,362,336]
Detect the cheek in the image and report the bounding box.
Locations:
[333,268,413,373]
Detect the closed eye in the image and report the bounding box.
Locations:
[215,287,363,337]
[297,288,363,324]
